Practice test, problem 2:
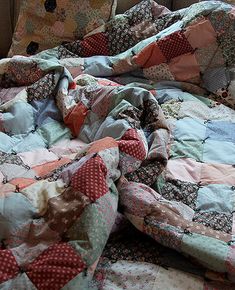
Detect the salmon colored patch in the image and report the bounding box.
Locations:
[169,53,200,81]
[201,163,235,186]
[33,158,71,177]
[87,137,118,154]
[64,102,88,137]
[133,42,166,68]
[98,79,121,87]
[184,18,217,49]
[10,178,36,190]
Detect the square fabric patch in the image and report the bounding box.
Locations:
[170,139,203,162]
[202,139,235,165]
[157,30,193,61]
[193,211,232,234]
[196,184,233,214]
[26,243,86,290]
[205,121,235,143]
[202,67,230,93]
[169,53,200,81]
[9,0,117,56]
[201,163,235,186]
[166,158,202,184]
[174,117,206,142]
[184,18,217,49]
[160,179,199,210]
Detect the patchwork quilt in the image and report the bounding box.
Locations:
[0,0,235,289]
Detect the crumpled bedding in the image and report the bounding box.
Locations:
[0,0,235,289]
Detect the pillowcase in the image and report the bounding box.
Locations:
[8,0,117,56]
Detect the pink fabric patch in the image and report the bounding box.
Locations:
[166,158,202,183]
[201,163,235,186]
[0,87,25,106]
[50,138,87,156]
[18,149,58,168]
[26,243,85,290]
[184,18,217,49]
[169,53,200,81]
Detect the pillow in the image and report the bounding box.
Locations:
[8,0,117,56]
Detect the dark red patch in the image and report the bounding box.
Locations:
[0,249,19,284]
[81,33,109,57]
[158,31,193,61]
[118,129,146,161]
[71,155,108,201]
[26,243,85,290]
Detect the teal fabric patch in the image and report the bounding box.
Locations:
[37,120,71,147]
[3,101,35,136]
[68,202,109,266]
[196,184,233,214]
[181,233,228,272]
[0,132,18,153]
[174,118,206,142]
[0,273,37,290]
[203,139,235,165]
[62,272,94,290]
[0,193,36,242]
[170,139,203,162]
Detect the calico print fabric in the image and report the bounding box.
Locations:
[8,0,117,56]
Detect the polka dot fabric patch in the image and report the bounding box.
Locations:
[157,31,194,61]
[80,32,109,57]
[26,243,86,290]
[71,155,108,202]
[0,250,19,284]
[118,129,147,161]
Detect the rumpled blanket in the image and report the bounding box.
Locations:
[0,1,235,289]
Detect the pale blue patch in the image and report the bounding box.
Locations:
[203,139,235,165]
[196,184,233,213]
[94,116,130,141]
[205,121,235,143]
[12,132,46,153]
[31,95,63,127]
[3,101,35,135]
[84,56,113,77]
[174,117,206,141]
[0,132,18,153]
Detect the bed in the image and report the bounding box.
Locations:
[0,0,235,289]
